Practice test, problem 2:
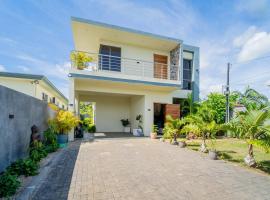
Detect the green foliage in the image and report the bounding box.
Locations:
[7,159,38,177]
[180,93,199,116]
[82,118,96,133]
[152,125,158,133]
[70,51,93,70]
[88,124,96,133]
[44,128,57,145]
[225,107,270,157]
[29,141,48,162]
[232,87,269,111]
[49,110,79,134]
[164,115,186,141]
[181,123,201,136]
[0,172,20,198]
[80,102,94,123]
[121,119,130,127]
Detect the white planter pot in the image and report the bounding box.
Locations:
[133,129,143,136]
[84,132,94,140]
[68,128,74,142]
[123,127,131,133]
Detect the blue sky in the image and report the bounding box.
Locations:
[0,0,270,98]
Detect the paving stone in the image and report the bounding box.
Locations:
[32,136,270,200]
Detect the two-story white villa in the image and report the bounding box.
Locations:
[69,17,199,139]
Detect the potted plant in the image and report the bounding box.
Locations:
[70,51,93,70]
[82,118,96,140]
[208,134,218,160]
[121,119,131,133]
[133,115,143,136]
[150,125,158,139]
[49,110,79,147]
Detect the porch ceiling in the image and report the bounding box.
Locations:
[74,77,180,94]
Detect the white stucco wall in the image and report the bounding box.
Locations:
[130,95,145,131]
[74,78,188,136]
[80,95,131,132]
[0,77,35,97]
[0,77,68,109]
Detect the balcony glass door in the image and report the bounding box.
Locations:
[99,45,121,72]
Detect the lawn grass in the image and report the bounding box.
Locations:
[184,138,270,175]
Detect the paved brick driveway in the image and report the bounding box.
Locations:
[67,137,270,200]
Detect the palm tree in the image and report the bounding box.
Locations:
[181,93,199,116]
[232,87,269,111]
[165,115,186,145]
[185,114,219,152]
[225,107,270,167]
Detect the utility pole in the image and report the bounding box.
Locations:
[225,63,230,123]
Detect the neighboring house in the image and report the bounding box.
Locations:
[233,104,247,117]
[0,72,68,109]
[69,17,199,137]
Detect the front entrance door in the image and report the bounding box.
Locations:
[165,104,180,119]
[154,54,168,79]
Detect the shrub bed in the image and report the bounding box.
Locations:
[0,128,59,198]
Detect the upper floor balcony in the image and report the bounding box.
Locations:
[70,50,180,84]
[70,17,183,88]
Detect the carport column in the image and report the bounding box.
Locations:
[143,95,153,137]
[68,77,75,141]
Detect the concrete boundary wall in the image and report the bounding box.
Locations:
[0,85,55,172]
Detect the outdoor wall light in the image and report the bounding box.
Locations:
[9,114,14,119]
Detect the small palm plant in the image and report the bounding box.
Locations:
[165,115,186,145]
[225,107,270,167]
[184,114,219,153]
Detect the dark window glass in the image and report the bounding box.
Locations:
[99,45,121,72]
[183,59,192,90]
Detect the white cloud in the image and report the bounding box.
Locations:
[235,28,270,62]
[16,53,70,80]
[233,26,257,47]
[0,64,6,72]
[54,62,70,77]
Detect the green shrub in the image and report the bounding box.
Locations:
[0,172,20,198]
[44,128,57,145]
[88,124,96,133]
[7,159,38,177]
[29,141,48,162]
[44,143,58,153]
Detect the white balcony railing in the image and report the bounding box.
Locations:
[71,51,179,81]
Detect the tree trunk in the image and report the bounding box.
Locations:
[244,143,256,167]
[248,144,254,157]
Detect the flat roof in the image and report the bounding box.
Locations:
[71,16,183,44]
[0,72,68,102]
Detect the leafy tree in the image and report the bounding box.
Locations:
[225,107,270,167]
[232,87,269,111]
[200,93,237,124]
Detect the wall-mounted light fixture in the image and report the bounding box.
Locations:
[9,114,14,119]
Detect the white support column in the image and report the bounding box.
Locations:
[68,77,75,141]
[143,95,152,137]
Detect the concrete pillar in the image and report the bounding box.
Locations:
[143,95,153,137]
[68,77,75,141]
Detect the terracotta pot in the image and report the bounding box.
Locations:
[150,132,157,139]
